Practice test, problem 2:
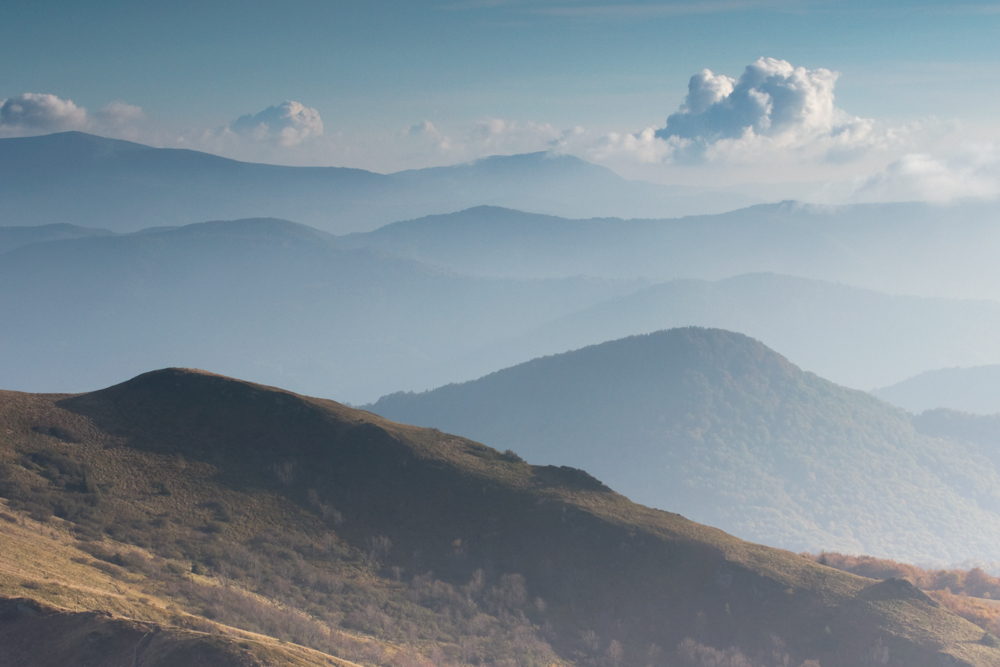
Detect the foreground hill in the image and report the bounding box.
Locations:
[0,132,752,233]
[0,369,995,667]
[337,203,1000,301]
[369,328,1000,563]
[874,366,1000,415]
[0,217,636,402]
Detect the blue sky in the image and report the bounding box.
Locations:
[3,0,1000,200]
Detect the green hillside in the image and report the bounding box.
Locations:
[1,369,994,666]
[369,328,1000,563]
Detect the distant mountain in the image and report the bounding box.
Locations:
[0,217,638,403]
[1,368,994,667]
[0,222,113,254]
[337,202,1000,300]
[455,273,1000,391]
[0,132,757,233]
[912,408,1000,452]
[368,328,1000,563]
[873,366,1000,415]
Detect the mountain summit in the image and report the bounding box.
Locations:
[369,327,1000,563]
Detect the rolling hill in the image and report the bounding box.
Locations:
[0,132,755,233]
[1,368,996,667]
[874,366,1000,415]
[368,328,1000,564]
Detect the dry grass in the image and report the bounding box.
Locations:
[1,369,998,667]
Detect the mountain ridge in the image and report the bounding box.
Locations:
[0,132,756,232]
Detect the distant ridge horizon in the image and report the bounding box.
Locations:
[0,131,763,232]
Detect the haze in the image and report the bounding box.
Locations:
[4,3,1000,667]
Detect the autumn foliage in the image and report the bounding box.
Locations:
[805,552,1000,635]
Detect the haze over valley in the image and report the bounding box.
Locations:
[5,2,1000,665]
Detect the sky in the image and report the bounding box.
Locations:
[3,0,1000,202]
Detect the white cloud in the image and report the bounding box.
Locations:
[592,58,884,167]
[0,93,89,136]
[852,144,1000,203]
[230,101,324,146]
[0,92,149,139]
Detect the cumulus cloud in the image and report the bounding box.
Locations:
[230,101,324,146]
[595,58,884,166]
[659,58,845,142]
[853,144,1000,203]
[0,93,89,135]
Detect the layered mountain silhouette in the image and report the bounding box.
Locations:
[369,328,1000,564]
[1,368,995,667]
[338,203,1000,300]
[874,365,1000,415]
[5,217,1000,403]
[460,273,1000,391]
[0,217,637,402]
[0,132,755,233]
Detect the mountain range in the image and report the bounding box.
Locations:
[369,327,1000,564]
[5,217,1000,403]
[337,203,1000,301]
[0,217,640,402]
[1,367,996,667]
[0,132,757,233]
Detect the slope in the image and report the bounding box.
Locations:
[368,328,1000,563]
[873,366,1000,415]
[0,368,996,667]
[0,217,639,402]
[0,132,753,233]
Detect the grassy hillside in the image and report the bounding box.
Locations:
[1,369,995,666]
[369,328,1000,563]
